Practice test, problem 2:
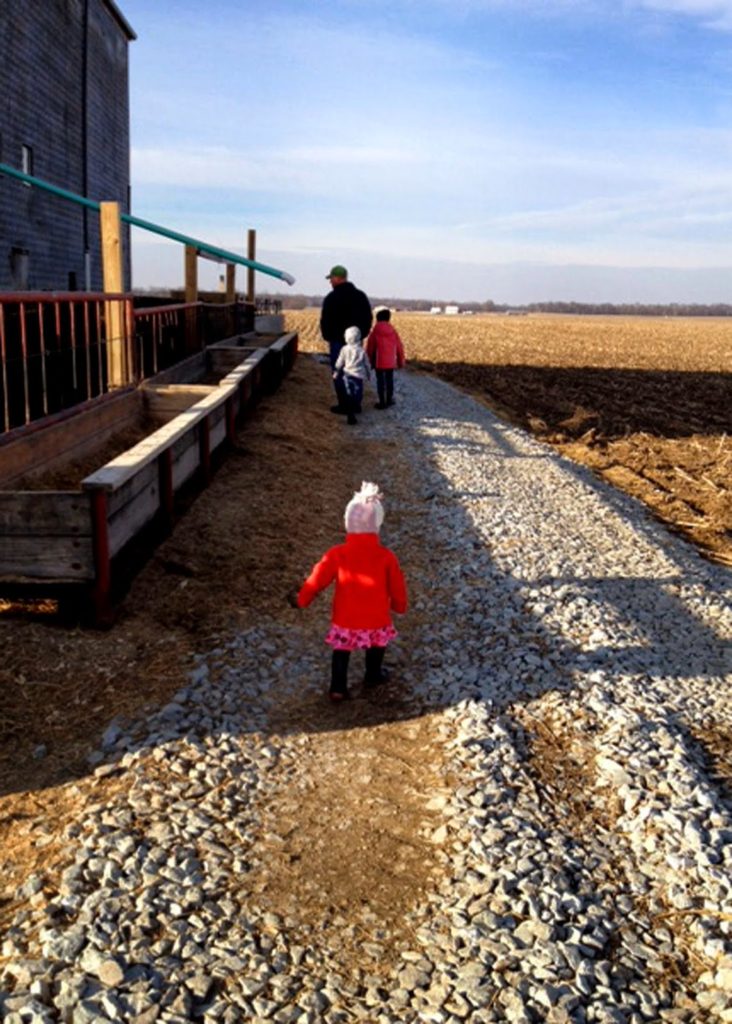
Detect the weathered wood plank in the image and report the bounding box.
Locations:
[171,434,201,490]
[219,348,268,388]
[208,344,268,377]
[0,535,94,580]
[145,352,206,386]
[212,349,257,375]
[106,459,158,519]
[0,492,91,536]
[108,478,161,556]
[271,332,295,353]
[143,384,216,420]
[83,371,248,494]
[82,406,210,492]
[210,414,227,452]
[0,389,140,488]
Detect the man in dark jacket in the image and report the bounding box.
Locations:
[320,265,372,413]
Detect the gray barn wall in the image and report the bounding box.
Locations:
[0,1,134,292]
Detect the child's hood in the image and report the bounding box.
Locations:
[344,326,362,347]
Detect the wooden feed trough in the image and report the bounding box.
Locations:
[0,332,297,621]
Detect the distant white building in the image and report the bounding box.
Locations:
[430,305,442,314]
[445,304,459,315]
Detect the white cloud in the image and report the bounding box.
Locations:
[635,0,732,30]
[392,0,732,30]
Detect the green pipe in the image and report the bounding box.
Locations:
[0,162,100,211]
[0,162,296,285]
[122,210,295,284]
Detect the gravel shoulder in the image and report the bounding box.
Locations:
[1,355,731,1023]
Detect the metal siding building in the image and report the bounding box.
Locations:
[0,1,135,291]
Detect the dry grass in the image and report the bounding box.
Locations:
[286,309,732,373]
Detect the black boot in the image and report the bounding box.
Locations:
[364,646,389,687]
[330,650,351,701]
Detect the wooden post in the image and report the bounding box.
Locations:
[184,245,199,352]
[184,245,198,303]
[158,448,174,533]
[100,201,127,387]
[199,416,211,484]
[89,488,113,625]
[247,229,256,306]
[225,395,236,442]
[225,263,236,303]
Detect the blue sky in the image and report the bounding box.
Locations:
[122,0,732,303]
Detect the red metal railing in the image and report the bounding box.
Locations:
[0,294,254,438]
[133,300,252,379]
[0,292,133,435]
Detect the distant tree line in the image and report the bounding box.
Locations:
[523,301,732,317]
[258,293,732,317]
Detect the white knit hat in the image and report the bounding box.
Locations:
[344,481,384,534]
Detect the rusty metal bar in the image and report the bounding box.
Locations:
[38,301,48,417]
[54,300,62,379]
[67,299,78,394]
[124,298,136,381]
[84,299,92,399]
[0,294,250,437]
[19,301,30,425]
[0,305,8,433]
[95,300,104,393]
[0,290,127,302]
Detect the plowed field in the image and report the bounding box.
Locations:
[286,310,732,566]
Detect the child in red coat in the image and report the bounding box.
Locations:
[366,308,406,409]
[295,482,407,701]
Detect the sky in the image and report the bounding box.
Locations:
[121,0,732,304]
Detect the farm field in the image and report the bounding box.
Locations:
[286,309,732,566]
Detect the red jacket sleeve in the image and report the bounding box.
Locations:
[387,553,408,614]
[365,329,377,365]
[297,548,338,607]
[395,330,406,369]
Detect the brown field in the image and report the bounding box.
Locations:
[285,309,732,566]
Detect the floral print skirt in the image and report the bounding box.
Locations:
[325,624,397,651]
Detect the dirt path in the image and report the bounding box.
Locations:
[0,354,450,956]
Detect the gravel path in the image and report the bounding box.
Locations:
[2,366,731,1023]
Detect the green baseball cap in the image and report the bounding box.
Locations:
[326,265,348,279]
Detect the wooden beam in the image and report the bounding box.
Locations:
[184,245,199,352]
[100,201,127,387]
[225,263,236,303]
[0,388,139,488]
[184,244,198,303]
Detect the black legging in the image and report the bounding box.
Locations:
[331,646,385,694]
[376,369,394,406]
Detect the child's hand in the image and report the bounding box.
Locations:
[332,372,338,380]
[286,588,300,609]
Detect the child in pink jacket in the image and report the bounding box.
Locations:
[295,482,407,702]
[366,308,406,409]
